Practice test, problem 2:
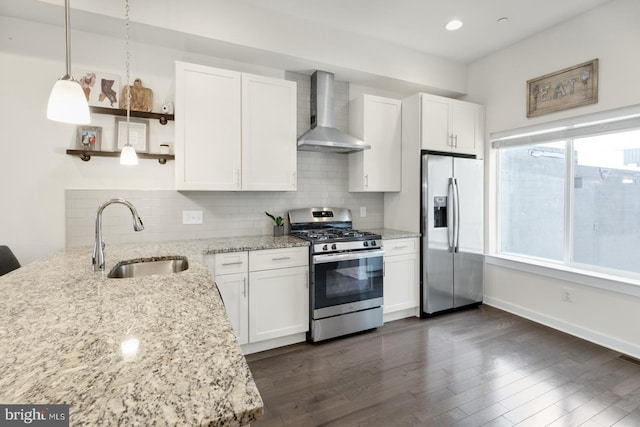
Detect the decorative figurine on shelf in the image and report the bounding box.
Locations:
[161,100,174,114]
[99,78,118,107]
[120,78,153,112]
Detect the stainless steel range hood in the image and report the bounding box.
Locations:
[297,71,370,153]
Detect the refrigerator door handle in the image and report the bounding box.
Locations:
[452,177,460,253]
[447,178,455,253]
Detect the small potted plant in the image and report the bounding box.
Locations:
[265,211,285,237]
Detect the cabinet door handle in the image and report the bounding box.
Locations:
[365,174,369,188]
[394,245,409,250]
[383,261,386,277]
[272,256,291,261]
[448,135,453,147]
[292,171,296,187]
[243,277,247,297]
[222,261,243,266]
[454,135,458,148]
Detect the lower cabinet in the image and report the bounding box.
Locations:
[206,246,309,354]
[383,238,420,321]
[215,272,249,345]
[249,265,308,342]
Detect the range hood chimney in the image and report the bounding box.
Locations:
[297,70,370,153]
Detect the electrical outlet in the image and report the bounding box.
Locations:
[182,210,203,225]
[360,207,367,217]
[562,287,573,303]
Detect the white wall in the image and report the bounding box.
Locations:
[467,0,640,357]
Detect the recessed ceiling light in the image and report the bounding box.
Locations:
[445,19,463,31]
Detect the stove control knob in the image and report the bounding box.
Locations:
[371,240,377,246]
[331,244,337,250]
[363,241,369,247]
[322,244,328,251]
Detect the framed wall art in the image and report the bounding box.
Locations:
[115,117,148,153]
[527,59,598,118]
[76,126,102,151]
[76,69,121,109]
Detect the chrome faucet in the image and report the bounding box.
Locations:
[92,198,144,272]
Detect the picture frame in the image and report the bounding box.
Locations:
[76,126,102,151]
[115,117,148,153]
[527,59,599,118]
[76,69,121,109]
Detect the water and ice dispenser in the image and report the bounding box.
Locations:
[433,196,447,228]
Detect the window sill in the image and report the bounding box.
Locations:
[485,254,640,298]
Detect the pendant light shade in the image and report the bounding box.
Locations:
[47,78,90,124]
[120,145,139,165]
[47,0,90,125]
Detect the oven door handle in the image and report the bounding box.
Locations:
[313,249,385,264]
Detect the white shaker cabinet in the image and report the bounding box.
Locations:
[420,93,484,158]
[175,63,241,190]
[349,95,402,192]
[207,251,249,345]
[248,247,309,343]
[205,246,309,354]
[383,238,420,321]
[215,272,249,345]
[175,62,297,191]
[241,74,298,191]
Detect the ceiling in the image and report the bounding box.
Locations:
[4,0,613,66]
[241,0,613,64]
[0,0,614,95]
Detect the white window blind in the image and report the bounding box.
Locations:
[491,104,640,148]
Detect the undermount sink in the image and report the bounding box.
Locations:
[107,256,189,279]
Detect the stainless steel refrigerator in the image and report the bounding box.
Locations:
[421,152,484,315]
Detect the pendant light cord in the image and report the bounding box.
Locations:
[64,0,72,77]
[125,0,131,146]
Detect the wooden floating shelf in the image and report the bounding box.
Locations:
[66,149,174,164]
[89,106,174,125]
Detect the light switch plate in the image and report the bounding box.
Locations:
[360,207,367,217]
[182,210,203,225]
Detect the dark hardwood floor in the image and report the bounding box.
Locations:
[245,305,640,426]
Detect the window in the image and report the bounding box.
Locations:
[572,130,640,272]
[493,105,640,277]
[499,142,565,261]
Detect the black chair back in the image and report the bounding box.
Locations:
[0,246,20,276]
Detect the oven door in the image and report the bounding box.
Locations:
[311,249,384,319]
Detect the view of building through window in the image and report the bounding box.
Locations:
[499,128,640,275]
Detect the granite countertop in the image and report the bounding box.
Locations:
[200,235,310,254]
[367,228,421,240]
[0,235,308,426]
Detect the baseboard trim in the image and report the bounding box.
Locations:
[241,333,307,355]
[484,296,640,360]
[383,307,419,323]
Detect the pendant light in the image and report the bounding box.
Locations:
[47,0,90,124]
[120,0,138,166]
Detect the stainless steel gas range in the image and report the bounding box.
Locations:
[289,207,384,342]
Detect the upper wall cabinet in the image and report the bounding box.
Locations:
[241,74,297,191]
[419,93,484,158]
[175,62,297,191]
[348,95,402,192]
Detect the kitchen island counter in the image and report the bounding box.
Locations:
[0,236,308,426]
